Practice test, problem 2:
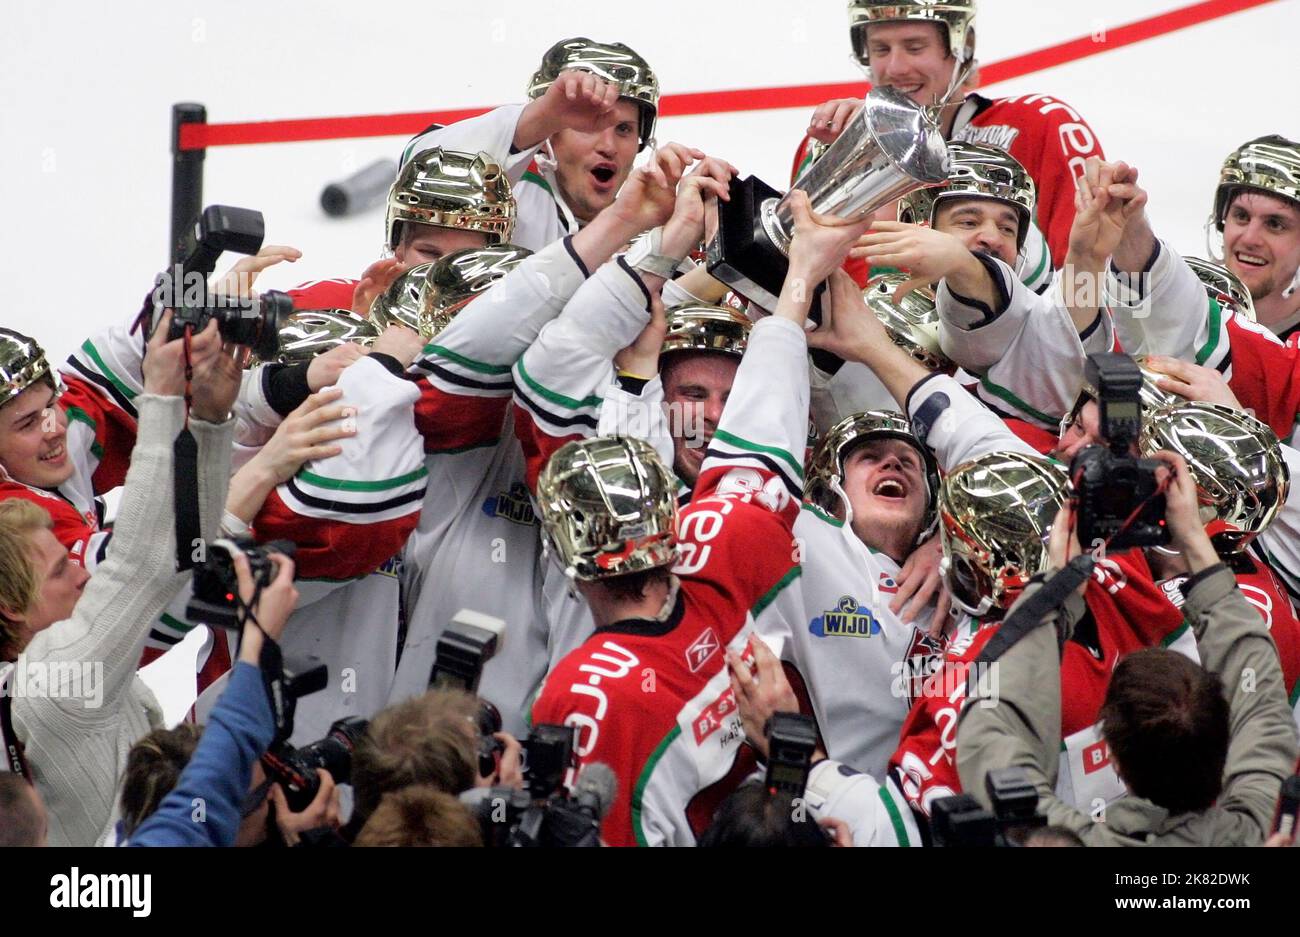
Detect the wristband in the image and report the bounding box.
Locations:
[626,227,685,280]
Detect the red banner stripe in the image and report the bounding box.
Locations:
[178,0,1277,150]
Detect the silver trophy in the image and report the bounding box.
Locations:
[706,86,949,313]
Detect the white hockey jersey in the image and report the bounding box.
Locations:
[402,103,577,253]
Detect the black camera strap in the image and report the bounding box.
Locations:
[1,667,32,782]
[975,555,1096,665]
[173,327,201,572]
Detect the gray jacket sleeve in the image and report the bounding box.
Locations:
[15,396,233,727]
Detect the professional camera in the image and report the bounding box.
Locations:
[931,767,1046,846]
[145,205,292,360]
[464,724,612,847]
[186,537,296,630]
[428,609,505,693]
[1070,353,1169,551]
[262,716,370,814]
[764,712,818,798]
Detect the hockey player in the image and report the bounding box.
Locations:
[799,0,1104,268]
[530,192,872,846]
[812,141,1100,429]
[1211,135,1300,342]
[402,38,660,253]
[286,146,516,318]
[388,142,718,736]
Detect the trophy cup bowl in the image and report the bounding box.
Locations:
[706,85,950,313]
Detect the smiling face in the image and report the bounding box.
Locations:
[548,99,641,223]
[661,352,739,487]
[864,21,955,109]
[841,437,930,561]
[1055,399,1105,464]
[934,198,1022,268]
[1222,190,1300,309]
[0,381,72,489]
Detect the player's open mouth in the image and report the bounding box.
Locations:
[872,477,908,500]
[39,442,65,463]
[591,163,617,186]
[1235,252,1268,268]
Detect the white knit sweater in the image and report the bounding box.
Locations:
[13,395,232,846]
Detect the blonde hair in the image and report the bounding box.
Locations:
[0,500,51,655]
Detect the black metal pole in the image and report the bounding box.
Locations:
[170,102,207,265]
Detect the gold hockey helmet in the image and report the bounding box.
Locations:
[0,328,56,410]
[536,435,679,581]
[847,0,977,67]
[898,141,1036,251]
[659,303,752,360]
[527,38,660,150]
[1211,134,1300,232]
[370,244,533,340]
[1140,402,1289,557]
[862,274,950,372]
[938,451,1068,618]
[385,148,516,253]
[260,310,380,365]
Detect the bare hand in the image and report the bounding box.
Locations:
[213,245,302,297]
[488,732,526,790]
[891,535,953,636]
[1144,355,1244,409]
[727,635,799,761]
[190,338,248,423]
[1150,450,1214,559]
[272,768,342,846]
[370,323,426,369]
[850,221,971,298]
[785,191,877,287]
[142,311,220,398]
[660,156,738,259]
[1046,500,1088,599]
[538,69,622,135]
[807,98,863,145]
[610,143,708,233]
[819,815,854,847]
[248,387,355,485]
[805,269,887,363]
[352,258,408,317]
[307,341,368,391]
[614,293,667,378]
[231,548,299,644]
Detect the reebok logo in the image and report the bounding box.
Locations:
[685,628,720,673]
[50,867,151,917]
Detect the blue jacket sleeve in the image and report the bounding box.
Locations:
[129,661,275,847]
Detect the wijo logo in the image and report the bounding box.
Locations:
[49,867,151,917]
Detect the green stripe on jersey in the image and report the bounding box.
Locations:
[521,170,553,195]
[298,465,428,492]
[422,344,512,375]
[159,613,196,634]
[515,357,602,411]
[1290,680,1300,709]
[976,375,1056,426]
[752,565,801,620]
[1024,235,1050,286]
[800,502,842,528]
[633,725,682,847]
[1195,297,1222,366]
[711,429,804,481]
[878,784,911,847]
[80,340,137,400]
[1160,620,1191,648]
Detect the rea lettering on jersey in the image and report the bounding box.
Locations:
[809,596,880,639]
[481,482,537,526]
[685,628,721,673]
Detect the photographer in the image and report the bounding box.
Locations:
[342,688,523,843]
[126,550,306,847]
[1,314,240,846]
[956,454,1300,845]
